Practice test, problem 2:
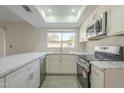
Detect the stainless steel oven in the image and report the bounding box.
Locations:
[77,56,90,88]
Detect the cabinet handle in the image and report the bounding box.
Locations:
[29,74,32,80]
[31,73,33,80]
[29,73,33,80]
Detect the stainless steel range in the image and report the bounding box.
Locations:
[76,46,124,88]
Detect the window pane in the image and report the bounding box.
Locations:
[62,32,75,48]
[48,32,61,48]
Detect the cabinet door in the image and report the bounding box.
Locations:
[61,55,76,74]
[27,61,40,88]
[5,66,27,88]
[46,55,60,74]
[79,24,85,42]
[91,66,104,88]
[88,8,97,25]
[110,6,124,35]
[0,77,4,88]
[106,5,111,34]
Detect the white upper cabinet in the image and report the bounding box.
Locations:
[79,23,85,42]
[109,6,124,36]
[0,77,4,88]
[79,19,89,42]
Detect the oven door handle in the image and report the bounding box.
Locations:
[77,62,89,72]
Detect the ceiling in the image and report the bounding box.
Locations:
[0,5,97,29]
[41,5,81,15]
[0,6,24,22]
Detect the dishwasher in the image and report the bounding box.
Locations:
[40,56,46,85]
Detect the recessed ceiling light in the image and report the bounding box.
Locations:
[72,9,75,12]
[48,9,52,12]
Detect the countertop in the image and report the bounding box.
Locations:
[90,61,124,71]
[47,52,94,55]
[0,51,93,78]
[0,52,50,78]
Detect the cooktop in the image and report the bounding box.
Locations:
[77,54,98,62]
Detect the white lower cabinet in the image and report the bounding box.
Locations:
[27,61,40,88]
[61,55,76,74]
[91,65,124,88]
[91,66,104,88]
[5,60,40,88]
[46,54,76,74]
[46,55,60,74]
[0,77,4,88]
[5,66,27,88]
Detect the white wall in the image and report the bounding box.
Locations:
[0,28,5,56]
[0,22,79,56]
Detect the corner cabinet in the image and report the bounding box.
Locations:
[0,77,4,88]
[108,6,124,36]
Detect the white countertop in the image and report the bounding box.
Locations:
[47,52,94,55]
[0,52,50,78]
[90,61,124,71]
[0,51,93,78]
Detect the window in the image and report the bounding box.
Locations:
[48,32,61,48]
[47,32,75,48]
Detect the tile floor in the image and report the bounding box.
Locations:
[41,75,79,88]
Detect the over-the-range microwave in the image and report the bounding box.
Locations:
[86,12,107,39]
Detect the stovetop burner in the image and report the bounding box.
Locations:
[77,55,98,62]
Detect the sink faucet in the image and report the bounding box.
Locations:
[60,47,63,53]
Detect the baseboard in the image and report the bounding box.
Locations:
[46,73,77,76]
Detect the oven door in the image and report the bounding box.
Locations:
[77,62,90,88]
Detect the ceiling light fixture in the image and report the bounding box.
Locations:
[48,9,52,12]
[72,9,75,12]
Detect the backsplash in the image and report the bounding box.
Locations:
[85,36,124,52]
